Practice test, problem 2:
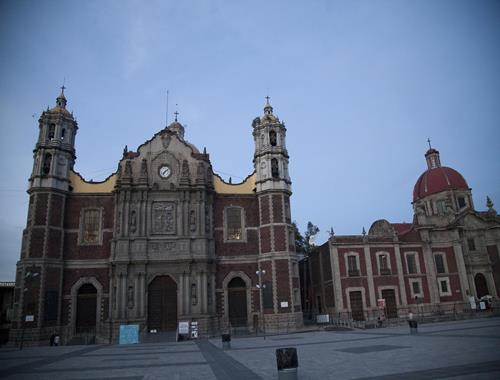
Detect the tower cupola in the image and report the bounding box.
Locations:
[167,111,185,139]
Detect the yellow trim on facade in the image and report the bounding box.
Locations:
[213,173,255,194]
[69,171,116,193]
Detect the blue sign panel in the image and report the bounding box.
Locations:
[119,324,139,345]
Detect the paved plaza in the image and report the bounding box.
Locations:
[1,317,499,379]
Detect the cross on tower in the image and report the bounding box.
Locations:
[60,85,66,94]
[174,110,179,121]
[427,138,432,149]
[265,95,270,104]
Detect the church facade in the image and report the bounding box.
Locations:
[11,90,302,344]
[306,147,500,321]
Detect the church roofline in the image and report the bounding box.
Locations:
[213,171,256,194]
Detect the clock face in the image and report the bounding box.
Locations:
[159,165,171,178]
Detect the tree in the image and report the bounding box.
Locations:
[293,221,319,256]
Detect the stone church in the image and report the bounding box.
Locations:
[306,146,500,321]
[11,89,302,344]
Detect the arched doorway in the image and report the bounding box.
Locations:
[148,276,178,331]
[76,284,97,333]
[228,277,247,327]
[474,273,489,299]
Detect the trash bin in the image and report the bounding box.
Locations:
[221,334,231,350]
[276,347,298,380]
[408,320,418,335]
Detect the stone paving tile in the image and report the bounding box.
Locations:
[0,317,499,380]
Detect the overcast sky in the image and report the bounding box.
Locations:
[1,0,499,281]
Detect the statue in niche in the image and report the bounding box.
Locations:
[182,160,190,177]
[197,162,205,182]
[127,286,134,309]
[206,167,213,185]
[116,211,121,234]
[190,209,196,232]
[252,117,260,127]
[130,209,137,233]
[124,160,132,177]
[140,159,148,177]
[205,206,210,233]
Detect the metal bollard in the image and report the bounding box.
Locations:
[221,333,231,350]
[276,347,298,380]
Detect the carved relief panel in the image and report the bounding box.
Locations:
[152,201,176,234]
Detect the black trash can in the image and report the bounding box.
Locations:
[408,320,418,335]
[221,333,231,350]
[276,347,298,380]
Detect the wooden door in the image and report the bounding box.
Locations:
[228,277,247,327]
[381,289,398,319]
[349,291,364,321]
[474,273,489,299]
[148,276,178,331]
[76,284,97,333]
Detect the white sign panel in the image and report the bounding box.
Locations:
[280,301,289,308]
[25,315,34,322]
[178,321,189,334]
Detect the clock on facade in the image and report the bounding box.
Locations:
[159,165,171,178]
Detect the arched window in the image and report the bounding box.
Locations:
[271,158,279,178]
[42,153,52,175]
[48,124,55,140]
[269,130,277,146]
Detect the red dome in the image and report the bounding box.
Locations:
[413,166,469,201]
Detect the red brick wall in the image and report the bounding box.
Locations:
[260,226,271,253]
[405,276,430,304]
[49,194,64,227]
[34,193,48,225]
[400,247,426,274]
[273,226,287,252]
[63,268,109,295]
[259,195,270,225]
[47,229,62,258]
[341,277,371,307]
[338,247,364,277]
[64,194,114,229]
[440,273,462,302]
[214,195,259,227]
[370,247,396,275]
[215,263,258,288]
[275,259,290,313]
[272,194,283,223]
[30,228,45,258]
[214,229,259,256]
[63,231,113,260]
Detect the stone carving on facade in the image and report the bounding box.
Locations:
[206,167,213,186]
[205,205,210,233]
[116,210,121,235]
[190,209,196,232]
[252,117,261,127]
[140,159,148,178]
[152,202,175,234]
[161,134,171,149]
[130,209,137,233]
[149,241,177,253]
[368,219,394,236]
[196,162,205,183]
[124,160,132,177]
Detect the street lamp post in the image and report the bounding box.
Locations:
[256,269,266,339]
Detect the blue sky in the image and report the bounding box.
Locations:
[1,0,499,280]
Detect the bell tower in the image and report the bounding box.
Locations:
[30,86,78,191]
[252,98,302,332]
[11,87,78,343]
